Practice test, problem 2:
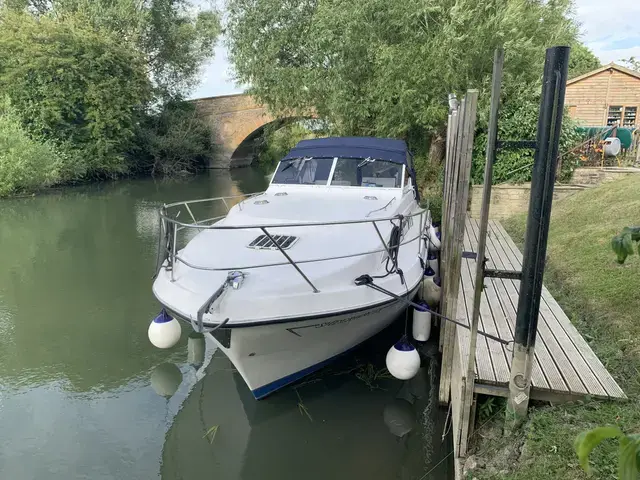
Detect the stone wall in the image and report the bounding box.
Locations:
[469,184,587,220]
[468,167,640,220]
[571,167,640,185]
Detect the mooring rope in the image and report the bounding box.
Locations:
[354,275,512,346]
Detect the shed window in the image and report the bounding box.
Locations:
[623,107,637,127]
[607,106,623,126]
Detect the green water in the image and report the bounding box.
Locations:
[0,169,451,479]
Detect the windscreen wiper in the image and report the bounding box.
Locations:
[280,156,312,173]
[357,157,375,168]
[280,159,296,173]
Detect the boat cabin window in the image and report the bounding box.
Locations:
[271,157,334,185]
[330,158,402,188]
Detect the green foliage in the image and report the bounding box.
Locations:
[568,42,601,79]
[415,155,443,222]
[471,88,582,184]
[256,122,316,168]
[575,426,640,478]
[620,57,640,72]
[0,101,62,197]
[0,11,151,178]
[0,1,221,195]
[611,227,640,264]
[227,0,578,142]
[477,396,504,423]
[129,100,214,176]
[6,0,221,98]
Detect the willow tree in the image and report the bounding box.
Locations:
[4,0,221,99]
[226,0,581,154]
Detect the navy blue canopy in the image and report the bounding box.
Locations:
[283,137,409,165]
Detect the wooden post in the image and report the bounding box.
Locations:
[439,99,464,402]
[438,90,479,405]
[459,49,504,455]
[439,100,458,351]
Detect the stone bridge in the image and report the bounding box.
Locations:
[192,93,294,169]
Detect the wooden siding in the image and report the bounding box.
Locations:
[565,67,640,126]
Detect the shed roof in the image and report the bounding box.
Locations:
[567,62,640,85]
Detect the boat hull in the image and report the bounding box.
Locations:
[173,285,419,399]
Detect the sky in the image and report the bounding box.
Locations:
[189,0,640,99]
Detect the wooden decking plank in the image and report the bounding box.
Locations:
[541,295,626,398]
[459,228,496,383]
[475,219,569,393]
[461,223,499,384]
[490,221,625,399]
[467,218,549,390]
[456,279,473,376]
[485,223,591,396]
[468,217,550,389]
[462,223,510,384]
[459,262,500,384]
[484,221,588,395]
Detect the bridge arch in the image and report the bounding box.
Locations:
[192,93,315,168]
[229,117,305,168]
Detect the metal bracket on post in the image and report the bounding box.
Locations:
[484,268,522,280]
[496,140,537,150]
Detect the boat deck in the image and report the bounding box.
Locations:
[453,216,626,402]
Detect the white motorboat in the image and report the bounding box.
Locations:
[152,137,430,399]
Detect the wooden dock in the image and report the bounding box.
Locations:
[448,216,626,466]
[438,66,626,479]
[457,216,625,401]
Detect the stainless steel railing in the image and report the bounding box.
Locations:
[156,192,430,295]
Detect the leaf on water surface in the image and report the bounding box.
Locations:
[203,425,219,444]
[295,388,313,422]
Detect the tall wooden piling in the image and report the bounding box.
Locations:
[438,90,479,405]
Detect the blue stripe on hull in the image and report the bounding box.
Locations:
[249,283,421,399]
[251,348,354,400]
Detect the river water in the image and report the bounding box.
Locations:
[0,169,452,480]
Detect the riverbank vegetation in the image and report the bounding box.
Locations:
[0,0,220,197]
[468,175,640,479]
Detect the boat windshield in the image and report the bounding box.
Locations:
[271,156,403,188]
[330,157,401,188]
[271,157,334,185]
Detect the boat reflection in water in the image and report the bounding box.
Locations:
[161,331,452,480]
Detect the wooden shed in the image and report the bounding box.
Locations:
[565,63,640,127]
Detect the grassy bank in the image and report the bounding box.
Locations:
[469,175,640,479]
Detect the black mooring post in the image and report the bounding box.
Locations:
[507,46,570,427]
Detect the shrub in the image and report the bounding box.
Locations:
[414,154,444,222]
[0,11,151,179]
[471,90,581,185]
[129,100,214,176]
[0,104,62,197]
